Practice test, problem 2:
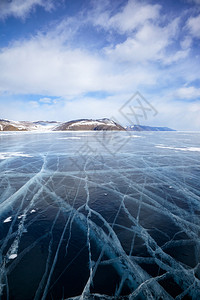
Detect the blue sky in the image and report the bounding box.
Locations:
[0,0,200,130]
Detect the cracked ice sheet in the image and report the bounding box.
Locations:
[0,131,200,299]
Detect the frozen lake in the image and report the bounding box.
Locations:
[0,131,200,299]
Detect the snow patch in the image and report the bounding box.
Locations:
[156,145,200,152]
[3,216,12,223]
[129,135,142,138]
[8,254,18,260]
[0,152,33,160]
[69,120,116,127]
[57,137,81,140]
[18,214,25,219]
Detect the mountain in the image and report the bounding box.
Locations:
[0,119,28,131]
[126,125,176,131]
[0,119,175,132]
[0,119,125,131]
[53,118,126,131]
[0,119,60,131]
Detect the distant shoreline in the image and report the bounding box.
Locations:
[0,118,175,132]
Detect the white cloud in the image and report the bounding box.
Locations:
[0,95,127,122]
[29,101,39,108]
[92,1,191,66]
[104,18,183,64]
[92,0,161,33]
[186,0,200,4]
[0,37,104,96]
[0,0,200,130]
[0,0,54,20]
[1,94,200,131]
[162,49,190,65]
[187,14,200,38]
[180,36,192,49]
[152,99,200,131]
[0,1,192,99]
[0,26,161,97]
[175,86,200,99]
[39,97,52,103]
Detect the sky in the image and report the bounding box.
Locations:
[0,0,200,130]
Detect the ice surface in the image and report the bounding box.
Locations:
[156,145,200,152]
[0,131,200,299]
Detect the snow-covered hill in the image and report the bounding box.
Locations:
[0,119,175,132]
[0,118,125,131]
[0,119,60,131]
[53,118,126,131]
[126,125,175,131]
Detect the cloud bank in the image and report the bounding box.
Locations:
[0,0,54,20]
[0,0,200,130]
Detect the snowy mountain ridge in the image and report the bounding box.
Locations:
[0,119,60,131]
[0,118,125,131]
[0,118,175,131]
[53,118,125,131]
